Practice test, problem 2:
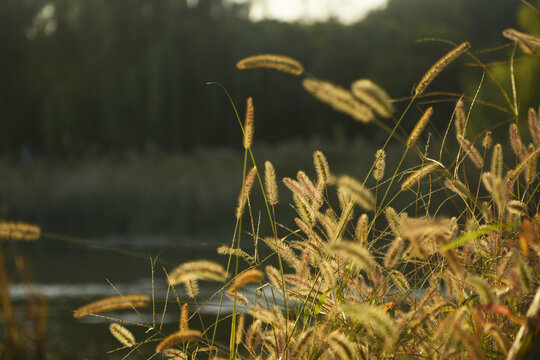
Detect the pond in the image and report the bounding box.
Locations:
[8,236,269,359]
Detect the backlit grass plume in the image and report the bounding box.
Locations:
[236,166,257,219]
[303,77,375,123]
[373,149,386,181]
[264,161,279,206]
[415,42,470,96]
[0,221,41,241]
[401,162,440,191]
[228,269,264,294]
[528,107,540,145]
[457,135,484,168]
[407,106,433,148]
[351,79,394,118]
[491,143,504,178]
[243,97,254,149]
[330,241,375,272]
[167,260,228,286]
[109,323,136,348]
[236,54,304,75]
[342,303,398,342]
[73,294,150,318]
[155,329,202,353]
[313,150,331,185]
[336,175,375,211]
[454,99,466,138]
[502,28,540,54]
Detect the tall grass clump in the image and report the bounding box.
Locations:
[73,15,540,360]
[0,221,47,358]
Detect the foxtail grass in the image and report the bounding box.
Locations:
[74,18,540,360]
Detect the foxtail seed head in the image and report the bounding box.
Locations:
[351,79,394,118]
[528,107,540,146]
[229,269,264,294]
[336,175,375,211]
[457,136,484,168]
[264,161,278,206]
[355,214,369,244]
[415,42,470,96]
[303,78,374,123]
[73,294,150,318]
[491,144,504,178]
[167,260,228,286]
[0,221,41,241]
[407,107,434,148]
[384,207,402,237]
[454,99,466,138]
[401,163,440,191]
[313,150,331,185]
[155,329,202,353]
[236,54,304,75]
[243,97,254,149]
[180,303,189,331]
[373,149,386,181]
[109,323,136,348]
[444,178,470,201]
[509,124,527,161]
[384,237,404,268]
[236,166,257,220]
[502,28,540,54]
[235,314,245,345]
[525,143,537,185]
[482,131,492,149]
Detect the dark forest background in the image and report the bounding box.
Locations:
[1,0,537,156]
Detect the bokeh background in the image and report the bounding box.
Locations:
[1,0,539,358]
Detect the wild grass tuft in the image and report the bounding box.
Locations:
[73,14,540,359]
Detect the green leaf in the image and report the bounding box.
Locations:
[442,223,507,251]
[313,289,331,315]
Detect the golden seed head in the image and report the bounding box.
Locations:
[491,144,504,178]
[0,221,41,241]
[528,107,540,146]
[243,97,254,149]
[407,107,434,148]
[229,269,264,294]
[509,124,527,161]
[73,294,150,319]
[167,260,228,286]
[313,150,331,185]
[401,163,440,191]
[109,323,136,348]
[303,77,375,123]
[236,54,304,75]
[454,99,466,138]
[457,135,484,168]
[415,42,470,96]
[155,329,202,353]
[236,166,257,219]
[264,161,279,206]
[482,131,492,149]
[351,79,394,118]
[373,149,386,181]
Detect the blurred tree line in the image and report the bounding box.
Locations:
[0,0,535,156]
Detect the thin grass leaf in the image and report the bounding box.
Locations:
[442,224,506,251]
